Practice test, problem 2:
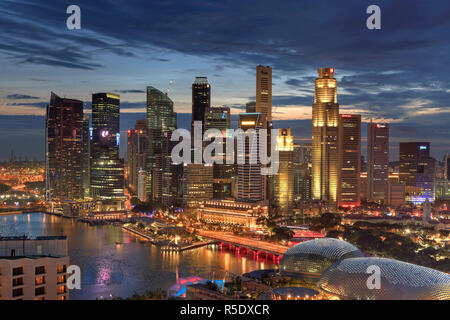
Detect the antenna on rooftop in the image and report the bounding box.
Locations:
[166,80,173,95]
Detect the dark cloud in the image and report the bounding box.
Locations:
[7,94,40,100]
[112,89,146,94]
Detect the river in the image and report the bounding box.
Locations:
[0,213,276,300]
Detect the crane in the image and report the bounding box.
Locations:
[166,80,173,95]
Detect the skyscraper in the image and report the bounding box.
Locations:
[256,65,272,122]
[183,163,213,208]
[90,93,124,199]
[192,77,211,128]
[273,128,294,210]
[293,144,312,202]
[367,122,389,203]
[444,154,450,181]
[81,114,91,199]
[338,114,361,207]
[45,92,84,201]
[127,119,147,195]
[146,86,177,201]
[237,113,268,203]
[311,68,339,204]
[204,107,234,199]
[246,101,257,113]
[399,142,435,203]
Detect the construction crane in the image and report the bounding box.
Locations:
[166,80,173,95]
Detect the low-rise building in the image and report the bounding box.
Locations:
[196,200,268,229]
[0,236,69,300]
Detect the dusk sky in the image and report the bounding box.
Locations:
[0,0,449,161]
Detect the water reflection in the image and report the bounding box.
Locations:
[0,213,276,300]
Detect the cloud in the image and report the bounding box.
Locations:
[112,89,146,94]
[7,94,40,100]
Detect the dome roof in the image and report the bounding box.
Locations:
[280,238,364,282]
[318,257,450,300]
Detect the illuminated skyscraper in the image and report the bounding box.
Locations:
[127,119,147,194]
[45,92,83,201]
[293,143,312,201]
[237,113,268,202]
[192,77,211,128]
[311,68,339,204]
[256,65,272,122]
[204,107,234,199]
[90,93,124,199]
[338,114,361,207]
[146,86,177,201]
[183,163,213,208]
[273,128,294,210]
[81,114,90,199]
[367,122,389,203]
[399,142,435,203]
[444,154,450,181]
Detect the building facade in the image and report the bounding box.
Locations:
[399,142,435,203]
[90,93,124,199]
[204,107,234,199]
[146,86,177,201]
[338,114,361,207]
[127,119,147,195]
[256,65,272,122]
[0,236,69,300]
[273,129,294,210]
[237,113,268,203]
[367,122,389,203]
[311,68,339,204]
[196,200,268,229]
[45,92,84,201]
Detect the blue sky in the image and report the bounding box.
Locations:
[0,0,449,161]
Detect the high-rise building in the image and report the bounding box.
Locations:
[338,114,361,207]
[183,163,213,208]
[293,143,312,202]
[311,68,339,204]
[445,154,450,181]
[246,101,257,113]
[273,128,294,210]
[146,86,177,201]
[256,65,272,122]
[90,93,124,199]
[399,142,435,203]
[137,168,147,202]
[204,107,234,199]
[127,119,147,195]
[192,77,211,129]
[81,115,91,199]
[367,122,389,203]
[45,92,83,201]
[237,113,268,203]
[158,131,182,206]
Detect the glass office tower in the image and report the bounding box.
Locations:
[90,93,124,199]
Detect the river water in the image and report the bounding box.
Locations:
[0,213,276,300]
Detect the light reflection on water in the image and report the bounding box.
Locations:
[1,213,276,300]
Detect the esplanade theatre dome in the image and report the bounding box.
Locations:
[318,257,450,300]
[279,238,364,282]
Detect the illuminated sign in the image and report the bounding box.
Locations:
[116,133,120,146]
[419,145,427,150]
[101,130,109,138]
[241,121,255,126]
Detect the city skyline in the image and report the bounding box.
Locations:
[1,1,450,160]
